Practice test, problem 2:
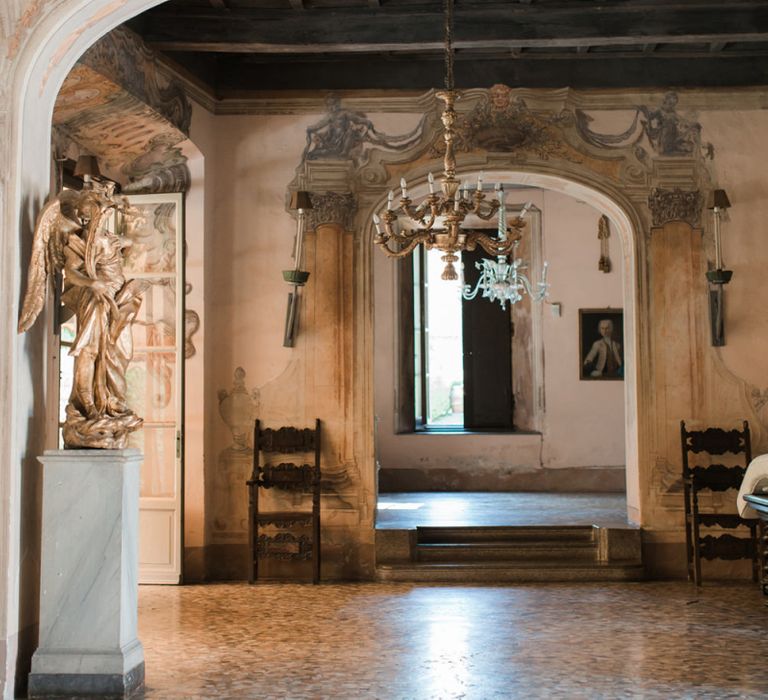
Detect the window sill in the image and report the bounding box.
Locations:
[406,427,541,436]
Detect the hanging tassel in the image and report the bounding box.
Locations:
[598,214,612,273]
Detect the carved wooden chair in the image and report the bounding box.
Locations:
[681,420,761,585]
[247,419,321,584]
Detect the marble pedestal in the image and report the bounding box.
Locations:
[28,449,145,699]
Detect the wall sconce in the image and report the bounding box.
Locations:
[705,188,732,347]
[283,190,313,347]
[73,154,102,188]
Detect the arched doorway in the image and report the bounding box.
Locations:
[366,166,644,526]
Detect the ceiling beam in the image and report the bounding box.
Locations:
[139,4,768,54]
[208,53,768,92]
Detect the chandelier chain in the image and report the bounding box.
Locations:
[444,0,454,92]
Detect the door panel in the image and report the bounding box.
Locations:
[124,193,184,585]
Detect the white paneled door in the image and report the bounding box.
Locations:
[123,193,184,584]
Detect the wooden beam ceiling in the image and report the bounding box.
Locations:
[126,0,768,92]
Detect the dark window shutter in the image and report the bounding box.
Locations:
[461,248,514,430]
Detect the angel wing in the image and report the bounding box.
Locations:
[17,191,81,333]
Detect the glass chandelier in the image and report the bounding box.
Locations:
[371,0,549,309]
[461,201,549,310]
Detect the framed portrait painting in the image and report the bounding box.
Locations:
[579,308,624,381]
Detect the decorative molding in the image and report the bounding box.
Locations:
[122,147,191,194]
[307,192,357,231]
[184,309,200,359]
[191,86,768,117]
[4,0,47,61]
[648,187,702,228]
[79,27,191,135]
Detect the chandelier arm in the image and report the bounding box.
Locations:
[380,216,425,243]
[421,210,438,229]
[399,199,426,222]
[375,235,429,259]
[393,226,433,242]
[472,207,501,222]
[472,231,521,257]
[461,277,483,301]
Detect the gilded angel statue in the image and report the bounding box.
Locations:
[18,180,148,449]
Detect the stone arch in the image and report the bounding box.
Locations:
[1,2,187,693]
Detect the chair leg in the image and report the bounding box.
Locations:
[751,522,759,584]
[312,515,320,585]
[692,492,702,586]
[683,484,694,583]
[759,521,768,596]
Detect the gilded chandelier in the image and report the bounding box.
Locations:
[371,0,529,281]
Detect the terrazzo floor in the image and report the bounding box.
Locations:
[376,491,630,529]
[139,580,768,699]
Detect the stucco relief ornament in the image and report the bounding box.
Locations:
[575,91,713,160]
[429,85,574,160]
[302,94,425,166]
[18,180,148,448]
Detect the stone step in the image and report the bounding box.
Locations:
[416,525,597,545]
[416,542,597,563]
[376,561,646,583]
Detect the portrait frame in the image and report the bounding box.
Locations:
[579,308,624,381]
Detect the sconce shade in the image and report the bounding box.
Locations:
[73,155,101,179]
[290,190,313,210]
[707,189,731,209]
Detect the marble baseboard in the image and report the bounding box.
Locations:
[183,546,206,583]
[205,542,375,581]
[379,466,626,492]
[642,540,758,581]
[29,661,144,699]
[206,544,249,581]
